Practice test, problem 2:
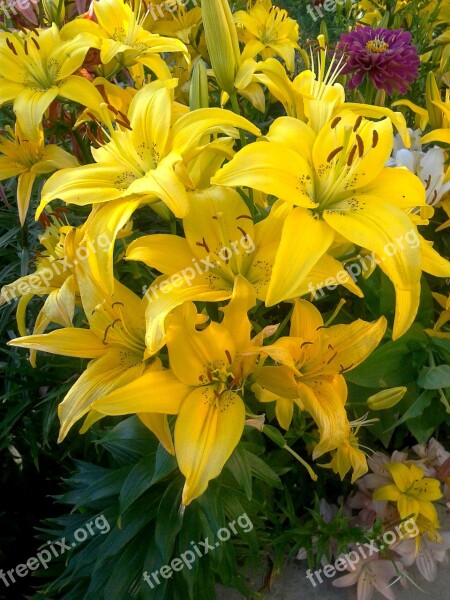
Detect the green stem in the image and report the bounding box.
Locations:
[229,92,247,148]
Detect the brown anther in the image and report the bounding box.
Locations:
[236,214,253,220]
[424,175,431,190]
[353,116,363,131]
[300,341,313,348]
[347,144,357,167]
[327,146,343,162]
[6,39,18,55]
[23,41,28,55]
[111,302,124,308]
[331,117,341,129]
[116,119,132,130]
[31,37,40,50]
[196,237,210,253]
[225,349,232,364]
[237,226,247,237]
[326,351,337,365]
[206,369,214,383]
[355,134,364,157]
[372,130,379,148]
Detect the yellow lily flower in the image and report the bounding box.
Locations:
[324,422,370,483]
[373,463,443,528]
[91,276,264,505]
[251,299,386,460]
[0,24,104,141]
[38,78,259,220]
[62,0,190,83]
[234,0,300,72]
[1,220,83,347]
[0,123,78,225]
[252,36,411,144]
[126,186,362,353]
[7,259,178,449]
[425,293,450,339]
[212,111,429,339]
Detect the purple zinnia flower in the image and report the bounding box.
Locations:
[337,26,420,95]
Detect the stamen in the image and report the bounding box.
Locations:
[196,237,210,253]
[347,144,357,166]
[355,134,364,157]
[331,117,341,129]
[327,146,343,162]
[353,116,363,131]
[372,130,379,148]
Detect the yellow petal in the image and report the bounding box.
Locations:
[138,413,175,455]
[420,234,450,277]
[38,164,130,217]
[324,199,422,339]
[83,198,141,295]
[297,377,348,457]
[325,316,387,371]
[266,208,334,305]
[91,368,190,415]
[385,462,412,491]
[58,75,105,114]
[8,328,107,358]
[212,141,317,208]
[170,107,260,154]
[397,495,421,521]
[289,299,323,340]
[361,167,426,208]
[175,387,245,505]
[17,171,36,225]
[372,484,401,502]
[58,348,144,442]
[14,87,59,141]
[144,279,231,354]
[126,234,195,274]
[166,302,236,386]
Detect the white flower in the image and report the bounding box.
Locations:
[388,129,450,206]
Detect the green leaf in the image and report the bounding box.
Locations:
[417,365,450,389]
[151,445,178,485]
[245,450,283,489]
[119,454,156,516]
[345,326,428,388]
[154,478,184,563]
[225,446,252,501]
[385,390,434,431]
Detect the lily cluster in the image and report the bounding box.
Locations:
[1,0,450,516]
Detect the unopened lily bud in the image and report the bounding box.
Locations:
[42,0,65,26]
[245,414,265,431]
[189,58,209,110]
[202,0,240,95]
[426,72,442,129]
[367,387,407,410]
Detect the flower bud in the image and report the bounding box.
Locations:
[367,387,407,410]
[201,0,240,95]
[426,72,442,129]
[189,58,209,110]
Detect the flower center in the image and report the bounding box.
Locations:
[365,38,389,53]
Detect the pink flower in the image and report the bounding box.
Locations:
[333,554,403,600]
[415,532,450,582]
